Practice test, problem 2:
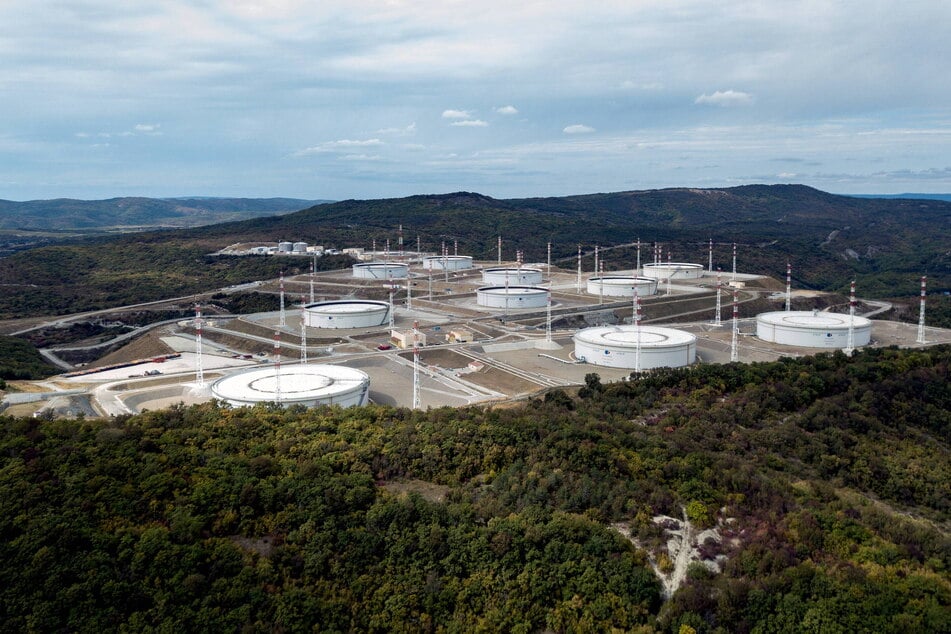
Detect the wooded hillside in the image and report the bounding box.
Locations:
[0,186,947,320]
[2,345,947,632]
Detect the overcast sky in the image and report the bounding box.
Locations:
[1,0,949,200]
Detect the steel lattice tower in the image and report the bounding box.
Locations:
[194,303,204,387]
[731,289,739,362]
[917,276,927,344]
[412,321,421,410]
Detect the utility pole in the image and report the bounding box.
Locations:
[730,289,739,362]
[194,303,204,387]
[412,321,421,410]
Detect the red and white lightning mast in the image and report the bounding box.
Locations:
[634,286,642,373]
[714,267,722,326]
[309,257,315,304]
[412,320,421,410]
[300,297,308,365]
[730,289,739,362]
[666,249,672,296]
[598,260,605,305]
[278,270,286,327]
[731,242,737,282]
[194,303,204,387]
[917,276,927,344]
[576,244,582,293]
[845,279,857,356]
[785,261,792,312]
[273,329,282,405]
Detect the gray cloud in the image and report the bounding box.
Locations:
[0,1,948,199]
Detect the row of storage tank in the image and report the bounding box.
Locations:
[222,257,875,409]
[209,309,873,409]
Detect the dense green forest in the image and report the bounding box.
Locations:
[2,346,948,632]
[0,248,353,319]
[0,186,947,320]
[0,335,58,382]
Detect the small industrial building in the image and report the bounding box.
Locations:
[391,329,427,349]
[446,328,473,343]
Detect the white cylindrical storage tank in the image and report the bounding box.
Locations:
[304,300,390,329]
[476,286,548,309]
[352,262,409,279]
[587,276,659,298]
[573,325,696,370]
[641,263,704,280]
[423,255,474,271]
[278,241,294,253]
[482,267,543,285]
[756,311,872,348]
[292,241,308,253]
[211,364,370,408]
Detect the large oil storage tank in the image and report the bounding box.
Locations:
[641,263,704,280]
[482,267,543,285]
[476,286,548,309]
[587,276,658,297]
[423,255,474,271]
[756,310,872,348]
[573,325,696,369]
[277,241,294,253]
[352,262,409,279]
[292,241,308,254]
[303,300,390,328]
[211,364,370,408]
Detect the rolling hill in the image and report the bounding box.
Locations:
[0,197,327,231]
[0,185,948,319]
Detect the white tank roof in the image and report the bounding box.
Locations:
[757,311,871,329]
[211,365,369,404]
[477,285,547,295]
[574,325,697,348]
[306,300,389,314]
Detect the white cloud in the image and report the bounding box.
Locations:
[293,138,384,156]
[451,119,489,127]
[695,90,753,107]
[326,138,383,148]
[442,109,472,119]
[376,122,416,135]
[495,105,518,115]
[563,124,595,134]
[134,123,160,132]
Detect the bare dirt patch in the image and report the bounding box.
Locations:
[380,479,451,503]
[89,332,174,368]
[418,348,472,369]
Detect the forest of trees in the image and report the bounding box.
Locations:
[1,345,948,632]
